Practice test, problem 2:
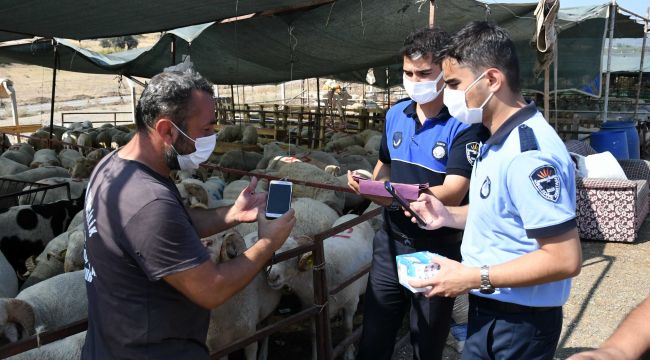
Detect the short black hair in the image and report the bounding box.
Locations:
[400,27,450,65]
[135,70,214,133]
[445,21,521,92]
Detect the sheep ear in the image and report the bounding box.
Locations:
[5,299,36,338]
[297,252,314,272]
[294,235,313,246]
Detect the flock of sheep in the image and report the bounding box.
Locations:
[0,122,387,359]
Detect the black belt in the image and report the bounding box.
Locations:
[469,294,560,314]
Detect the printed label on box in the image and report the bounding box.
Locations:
[396,251,443,293]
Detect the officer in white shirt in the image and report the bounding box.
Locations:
[407,21,582,360]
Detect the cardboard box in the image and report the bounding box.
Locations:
[396,251,442,293]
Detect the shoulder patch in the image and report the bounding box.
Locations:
[518,124,538,152]
[529,165,560,202]
[465,142,480,166]
[392,132,403,148]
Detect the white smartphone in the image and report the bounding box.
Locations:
[265,180,293,219]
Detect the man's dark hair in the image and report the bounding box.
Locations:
[445,21,521,92]
[400,27,450,65]
[135,70,214,133]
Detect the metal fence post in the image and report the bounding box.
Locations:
[312,240,332,360]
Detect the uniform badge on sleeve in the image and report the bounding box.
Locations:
[392,132,403,148]
[432,141,447,159]
[529,165,560,202]
[466,142,480,166]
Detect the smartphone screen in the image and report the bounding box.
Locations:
[266,181,293,218]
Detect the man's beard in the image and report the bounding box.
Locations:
[164,135,194,170]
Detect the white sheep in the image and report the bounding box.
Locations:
[6,331,85,360]
[203,230,282,360]
[1,166,70,185]
[0,251,18,298]
[270,162,345,214]
[364,135,382,153]
[266,214,374,360]
[20,230,69,290]
[0,157,29,177]
[18,178,87,205]
[222,180,251,201]
[176,177,225,209]
[234,197,338,239]
[0,271,86,343]
[63,225,85,273]
[58,149,83,171]
[30,149,61,168]
[1,144,34,166]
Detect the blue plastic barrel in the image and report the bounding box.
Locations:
[590,130,629,160]
[601,121,640,159]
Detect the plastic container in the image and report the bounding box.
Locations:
[590,130,629,160]
[601,121,640,159]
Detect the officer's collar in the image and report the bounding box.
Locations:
[485,100,538,145]
[403,100,451,123]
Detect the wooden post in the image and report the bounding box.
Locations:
[315,78,321,149]
[244,104,251,124]
[259,105,266,128]
[312,241,332,360]
[273,104,280,129]
[360,108,368,131]
[634,9,649,120]
[49,39,58,148]
[603,0,617,123]
[297,106,304,146]
[429,0,436,28]
[282,107,289,131]
[229,85,235,122]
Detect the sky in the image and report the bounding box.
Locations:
[491,0,649,18]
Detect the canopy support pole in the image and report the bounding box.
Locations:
[316,77,322,149]
[49,39,58,147]
[429,0,436,28]
[634,9,649,120]
[603,0,617,123]
[170,35,176,65]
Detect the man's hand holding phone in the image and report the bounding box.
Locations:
[403,193,451,230]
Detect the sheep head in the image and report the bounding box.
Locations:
[266,235,313,290]
[0,299,36,343]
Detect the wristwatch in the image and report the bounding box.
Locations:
[479,265,495,294]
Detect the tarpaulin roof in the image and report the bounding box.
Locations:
[0,0,325,41]
[0,0,645,96]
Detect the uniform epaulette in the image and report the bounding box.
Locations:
[518,124,539,152]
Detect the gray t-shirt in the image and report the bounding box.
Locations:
[81,151,210,360]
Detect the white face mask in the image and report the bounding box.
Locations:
[169,122,216,170]
[402,71,444,105]
[443,71,494,125]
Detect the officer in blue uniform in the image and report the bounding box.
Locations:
[348,27,488,360]
[408,22,582,360]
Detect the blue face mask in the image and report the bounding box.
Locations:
[169,122,216,170]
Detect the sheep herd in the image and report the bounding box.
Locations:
[0,122,386,359]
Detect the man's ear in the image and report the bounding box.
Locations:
[485,68,505,93]
[154,118,175,145]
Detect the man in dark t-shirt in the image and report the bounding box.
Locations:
[81,70,296,359]
[348,28,488,359]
